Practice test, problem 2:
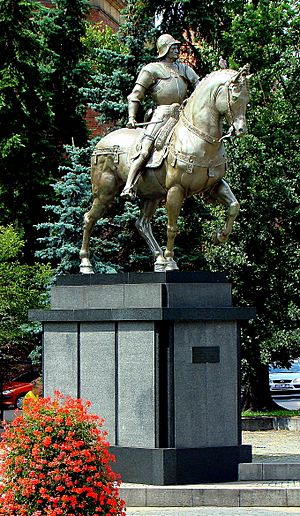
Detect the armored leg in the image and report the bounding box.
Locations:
[121,136,154,200]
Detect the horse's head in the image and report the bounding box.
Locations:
[215,64,252,139]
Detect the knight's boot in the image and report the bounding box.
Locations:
[121,159,143,200]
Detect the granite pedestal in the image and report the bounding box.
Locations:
[30,271,255,484]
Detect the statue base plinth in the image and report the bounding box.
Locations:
[30,272,255,484]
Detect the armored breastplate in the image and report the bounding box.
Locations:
[150,65,188,105]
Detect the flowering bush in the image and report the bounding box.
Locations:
[0,393,126,515]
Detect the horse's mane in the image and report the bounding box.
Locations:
[184,68,238,112]
[197,68,237,90]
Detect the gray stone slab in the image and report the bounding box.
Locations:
[30,306,255,322]
[239,463,263,481]
[51,285,126,309]
[124,284,162,308]
[80,322,116,442]
[263,463,300,480]
[239,488,287,506]
[166,283,232,308]
[51,286,87,309]
[145,487,193,507]
[287,488,300,506]
[173,321,238,448]
[43,322,78,398]
[117,322,156,448]
[192,488,239,507]
[119,487,146,507]
[87,285,125,309]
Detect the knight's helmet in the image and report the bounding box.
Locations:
[157,34,181,58]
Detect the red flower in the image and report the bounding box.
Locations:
[0,392,126,515]
[42,436,52,447]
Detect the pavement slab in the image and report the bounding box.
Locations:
[125,508,300,515]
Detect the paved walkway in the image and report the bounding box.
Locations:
[121,431,300,510]
[242,431,300,463]
[126,508,300,515]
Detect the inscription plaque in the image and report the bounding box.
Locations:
[192,346,220,364]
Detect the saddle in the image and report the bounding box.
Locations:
[129,106,180,170]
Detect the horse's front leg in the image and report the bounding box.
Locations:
[79,171,118,273]
[164,185,184,271]
[210,179,240,244]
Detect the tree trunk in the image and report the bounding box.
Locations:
[242,361,279,412]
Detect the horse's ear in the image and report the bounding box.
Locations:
[232,64,253,85]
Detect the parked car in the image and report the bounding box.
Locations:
[269,361,300,395]
[1,371,40,409]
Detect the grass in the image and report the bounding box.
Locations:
[242,409,300,417]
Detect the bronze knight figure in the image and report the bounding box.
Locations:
[79,33,252,274]
[121,34,200,200]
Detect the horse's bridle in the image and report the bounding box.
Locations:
[181,65,250,144]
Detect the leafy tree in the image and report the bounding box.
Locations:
[202,0,300,410]
[0,0,91,260]
[45,0,90,147]
[0,226,51,385]
[0,0,58,259]
[81,3,157,128]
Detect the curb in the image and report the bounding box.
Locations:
[239,463,300,481]
[119,481,300,507]
[242,417,300,431]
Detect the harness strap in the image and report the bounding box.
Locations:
[181,112,219,144]
[92,146,126,165]
[169,144,227,174]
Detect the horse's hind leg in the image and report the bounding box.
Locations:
[210,179,240,244]
[79,171,118,274]
[164,185,184,270]
[135,199,166,272]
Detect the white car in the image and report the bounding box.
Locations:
[269,361,300,395]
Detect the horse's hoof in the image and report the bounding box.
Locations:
[165,258,179,271]
[154,255,167,272]
[120,188,136,201]
[79,264,95,274]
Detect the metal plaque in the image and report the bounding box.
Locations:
[192,346,220,364]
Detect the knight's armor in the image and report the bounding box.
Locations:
[128,61,199,145]
[129,61,199,106]
[121,34,200,199]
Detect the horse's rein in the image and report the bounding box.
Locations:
[180,79,237,144]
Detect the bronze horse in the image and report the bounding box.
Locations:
[80,65,251,273]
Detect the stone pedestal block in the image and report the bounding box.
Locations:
[30,271,255,484]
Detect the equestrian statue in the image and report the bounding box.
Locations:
[79,34,252,273]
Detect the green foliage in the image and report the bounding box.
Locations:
[242,410,300,417]
[201,0,300,410]
[45,0,90,147]
[0,227,51,376]
[0,0,90,260]
[0,0,57,258]
[81,2,158,127]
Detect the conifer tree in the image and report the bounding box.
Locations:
[45,0,90,147]
[0,0,57,259]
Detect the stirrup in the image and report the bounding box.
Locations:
[120,187,137,201]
